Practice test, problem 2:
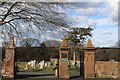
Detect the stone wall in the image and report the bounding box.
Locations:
[95,61,120,78]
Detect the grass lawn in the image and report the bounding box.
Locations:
[18,62,79,72]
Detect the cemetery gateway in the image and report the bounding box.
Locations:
[1,37,120,79]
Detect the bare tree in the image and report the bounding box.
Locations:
[20,37,39,47]
[0,2,72,43]
[43,40,60,47]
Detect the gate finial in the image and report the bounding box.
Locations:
[85,38,94,48]
[61,38,68,47]
[7,37,14,48]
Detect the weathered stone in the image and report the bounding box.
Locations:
[1,37,15,78]
[95,61,120,78]
[31,60,34,68]
[48,62,51,67]
[55,60,57,66]
[42,60,45,66]
[83,38,96,78]
[59,38,70,79]
[33,60,36,68]
[39,62,43,69]
[24,63,29,71]
[44,62,48,67]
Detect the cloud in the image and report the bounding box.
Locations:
[70,15,97,27]
[101,31,112,35]
[71,16,86,24]
[106,1,118,25]
[73,2,103,9]
[65,0,105,2]
[55,1,119,47]
[92,35,117,47]
[87,19,97,26]
[76,8,96,16]
[73,2,106,16]
[72,1,118,26]
[95,18,115,28]
[92,27,118,47]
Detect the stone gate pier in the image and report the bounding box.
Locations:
[83,38,96,78]
[1,37,15,78]
[59,38,70,79]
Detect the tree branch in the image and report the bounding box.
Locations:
[0,2,19,24]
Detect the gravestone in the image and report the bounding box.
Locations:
[31,60,34,68]
[42,60,45,66]
[48,62,51,67]
[59,38,70,78]
[33,60,36,68]
[1,37,15,78]
[44,62,48,67]
[24,63,29,71]
[71,61,74,66]
[55,60,57,66]
[28,61,31,66]
[83,39,96,78]
[76,61,80,67]
[39,62,43,69]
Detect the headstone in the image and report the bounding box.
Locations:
[55,60,57,66]
[71,61,74,66]
[48,62,51,67]
[42,60,45,66]
[28,61,31,66]
[39,62,43,69]
[33,60,36,68]
[59,38,70,78]
[31,60,34,68]
[24,63,29,71]
[76,61,80,67]
[68,60,70,69]
[44,62,48,67]
[1,37,15,78]
[36,63,39,68]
